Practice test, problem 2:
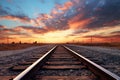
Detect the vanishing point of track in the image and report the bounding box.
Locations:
[11,45,120,80]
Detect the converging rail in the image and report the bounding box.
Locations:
[64,46,120,80]
[12,45,120,80]
[13,46,57,80]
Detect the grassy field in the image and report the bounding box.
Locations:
[0,43,45,51]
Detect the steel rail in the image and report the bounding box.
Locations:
[64,46,120,80]
[13,46,57,80]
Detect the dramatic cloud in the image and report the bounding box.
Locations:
[0,25,32,40]
[68,17,92,29]
[56,1,73,11]
[111,31,120,35]
[0,15,47,27]
[0,15,30,22]
[84,0,120,29]
[0,0,120,43]
[15,26,50,34]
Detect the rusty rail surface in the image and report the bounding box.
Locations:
[13,45,120,80]
[64,46,120,80]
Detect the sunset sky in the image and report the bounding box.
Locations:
[0,0,120,43]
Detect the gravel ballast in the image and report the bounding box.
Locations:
[0,45,54,76]
[66,44,120,76]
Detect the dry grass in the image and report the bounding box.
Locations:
[70,42,120,49]
[0,43,44,51]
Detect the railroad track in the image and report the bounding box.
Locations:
[9,45,120,80]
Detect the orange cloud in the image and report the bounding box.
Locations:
[69,14,84,22]
[51,9,59,15]
[0,15,49,28]
[14,26,55,35]
[67,13,94,30]
[0,15,40,27]
[0,25,120,43]
[0,15,30,23]
[50,1,73,17]
[68,18,92,29]
[56,1,73,11]
[37,14,53,20]
[33,14,53,27]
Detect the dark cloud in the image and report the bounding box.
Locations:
[73,29,89,34]
[110,31,120,35]
[17,26,50,34]
[0,25,31,38]
[0,6,8,16]
[0,25,5,28]
[68,29,89,37]
[84,34,120,39]
[0,3,29,19]
[86,0,120,28]
[45,17,69,30]
[1,0,120,37]
[53,0,120,30]
[83,0,120,29]
[0,36,15,40]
